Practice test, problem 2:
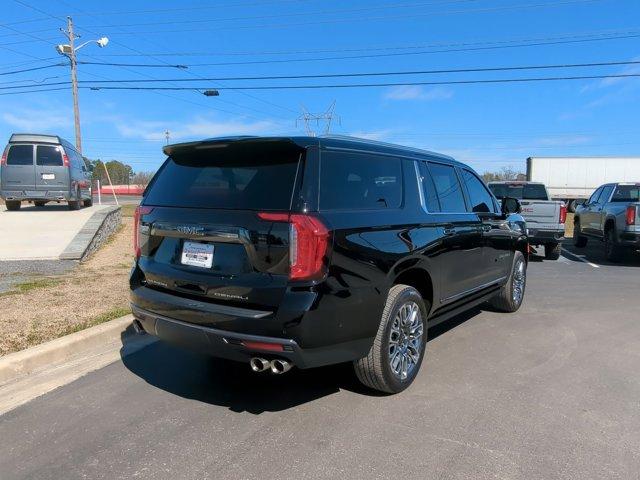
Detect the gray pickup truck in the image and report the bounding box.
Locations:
[488,181,566,260]
[573,183,640,262]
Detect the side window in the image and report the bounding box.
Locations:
[418,161,441,212]
[427,162,467,213]
[461,169,495,213]
[588,187,602,204]
[6,145,33,165]
[598,185,613,204]
[320,152,403,210]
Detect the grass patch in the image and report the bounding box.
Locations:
[2,278,62,296]
[59,306,131,337]
[120,204,138,217]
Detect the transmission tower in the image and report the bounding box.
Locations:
[297,101,340,136]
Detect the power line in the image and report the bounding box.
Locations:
[0,62,64,76]
[84,0,484,28]
[66,60,640,84]
[3,72,638,95]
[77,0,607,34]
[4,59,640,90]
[91,29,640,57]
[77,32,640,68]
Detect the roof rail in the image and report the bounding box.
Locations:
[319,134,455,161]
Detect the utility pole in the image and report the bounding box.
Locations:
[55,19,109,154]
[66,17,82,154]
[165,130,170,144]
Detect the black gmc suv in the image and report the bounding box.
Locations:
[130,136,527,393]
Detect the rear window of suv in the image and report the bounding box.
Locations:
[6,144,33,165]
[36,145,64,166]
[488,183,548,201]
[143,143,302,211]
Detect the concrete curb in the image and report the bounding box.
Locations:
[0,314,137,386]
[59,205,122,261]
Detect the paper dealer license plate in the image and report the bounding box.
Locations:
[181,241,214,268]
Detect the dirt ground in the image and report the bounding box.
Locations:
[0,218,134,356]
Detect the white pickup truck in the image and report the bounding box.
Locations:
[488,181,567,260]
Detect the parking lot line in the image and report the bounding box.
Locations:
[560,248,600,268]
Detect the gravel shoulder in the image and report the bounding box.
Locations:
[0,219,134,356]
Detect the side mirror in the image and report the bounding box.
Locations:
[501,196,521,216]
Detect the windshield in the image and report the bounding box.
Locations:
[611,185,640,203]
[143,142,302,210]
[488,183,548,201]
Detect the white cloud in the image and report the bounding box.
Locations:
[384,86,454,101]
[116,117,277,141]
[2,108,73,132]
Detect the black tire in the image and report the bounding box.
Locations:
[34,201,47,207]
[605,228,623,263]
[353,284,429,394]
[544,242,561,260]
[567,199,577,213]
[68,187,81,210]
[573,219,588,248]
[83,197,93,207]
[489,250,526,313]
[5,200,21,211]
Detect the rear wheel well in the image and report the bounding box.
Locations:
[393,269,433,311]
[604,218,615,233]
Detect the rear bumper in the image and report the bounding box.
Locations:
[526,227,565,244]
[617,229,640,248]
[1,189,70,202]
[130,284,375,369]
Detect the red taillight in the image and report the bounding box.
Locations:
[626,206,637,226]
[133,206,153,258]
[0,149,7,166]
[62,154,70,167]
[258,212,330,280]
[559,204,567,224]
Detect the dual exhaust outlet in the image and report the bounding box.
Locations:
[250,357,292,375]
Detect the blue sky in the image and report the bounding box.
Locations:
[1,0,639,174]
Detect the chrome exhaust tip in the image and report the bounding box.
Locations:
[250,357,270,372]
[270,359,292,375]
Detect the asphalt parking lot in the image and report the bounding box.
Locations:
[1,243,639,480]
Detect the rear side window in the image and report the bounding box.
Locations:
[611,185,640,202]
[418,161,441,212]
[488,183,548,201]
[320,152,402,210]
[143,144,301,210]
[597,185,614,204]
[427,162,467,213]
[461,169,495,213]
[6,145,33,165]
[36,145,63,166]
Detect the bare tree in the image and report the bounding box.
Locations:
[131,171,154,187]
[482,166,524,183]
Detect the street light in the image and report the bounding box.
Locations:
[55,16,108,154]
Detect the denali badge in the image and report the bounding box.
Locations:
[176,225,205,236]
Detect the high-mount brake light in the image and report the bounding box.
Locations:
[133,206,154,258]
[559,204,567,224]
[626,205,637,226]
[258,212,330,280]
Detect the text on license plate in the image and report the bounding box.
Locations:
[42,173,55,180]
[181,241,214,268]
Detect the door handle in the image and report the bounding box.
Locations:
[443,227,456,236]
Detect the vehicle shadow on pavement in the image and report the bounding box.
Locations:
[120,309,482,414]
[3,204,72,212]
[561,241,640,267]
